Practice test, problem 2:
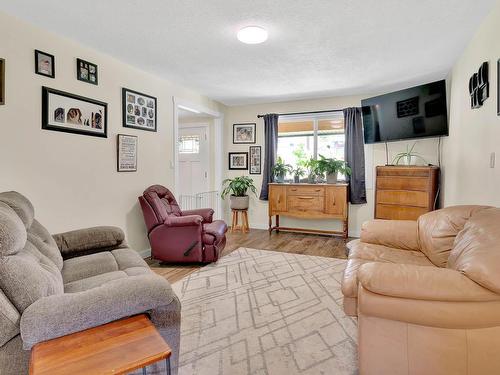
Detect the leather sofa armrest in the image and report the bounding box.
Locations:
[165,215,202,227]
[360,220,419,251]
[53,226,126,259]
[182,208,214,223]
[20,274,176,349]
[358,263,499,302]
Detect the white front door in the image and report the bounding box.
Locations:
[178,125,210,196]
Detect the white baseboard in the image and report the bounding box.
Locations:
[138,248,151,259]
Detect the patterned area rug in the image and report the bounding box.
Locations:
[172,248,358,375]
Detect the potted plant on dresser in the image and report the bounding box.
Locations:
[317,155,352,183]
[271,157,292,183]
[221,176,257,210]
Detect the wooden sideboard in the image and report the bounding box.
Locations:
[268,183,349,238]
[375,165,439,220]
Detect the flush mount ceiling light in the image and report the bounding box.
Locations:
[237,26,268,44]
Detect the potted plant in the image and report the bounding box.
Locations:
[221,176,257,210]
[291,167,306,183]
[271,157,292,183]
[304,158,321,183]
[316,155,352,184]
[392,143,427,165]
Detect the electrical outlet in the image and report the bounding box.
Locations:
[490,152,496,168]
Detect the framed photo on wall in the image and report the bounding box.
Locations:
[229,152,248,170]
[233,123,256,144]
[42,86,107,138]
[77,58,98,85]
[35,50,55,78]
[249,146,261,174]
[122,88,157,132]
[117,134,138,172]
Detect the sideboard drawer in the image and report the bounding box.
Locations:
[287,186,324,196]
[376,204,429,220]
[288,196,324,212]
[376,190,429,208]
[377,176,429,191]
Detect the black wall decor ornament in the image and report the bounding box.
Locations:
[469,61,489,109]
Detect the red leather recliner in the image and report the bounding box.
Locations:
[138,185,227,263]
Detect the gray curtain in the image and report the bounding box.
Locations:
[344,107,367,204]
[259,114,279,200]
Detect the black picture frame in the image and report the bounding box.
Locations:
[77,58,98,85]
[498,59,500,116]
[249,146,261,174]
[228,152,248,170]
[122,88,157,132]
[233,123,256,144]
[42,86,107,138]
[0,58,4,105]
[117,134,138,172]
[35,50,55,78]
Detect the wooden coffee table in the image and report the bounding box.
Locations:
[30,314,172,375]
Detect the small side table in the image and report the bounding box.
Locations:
[30,314,172,375]
[231,209,249,233]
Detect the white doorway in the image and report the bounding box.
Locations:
[178,124,210,195]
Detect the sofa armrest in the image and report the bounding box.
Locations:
[165,215,202,227]
[182,208,214,223]
[358,263,499,302]
[20,274,176,349]
[360,220,419,251]
[53,226,125,259]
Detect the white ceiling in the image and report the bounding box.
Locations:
[0,0,496,106]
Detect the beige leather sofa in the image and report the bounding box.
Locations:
[342,205,500,375]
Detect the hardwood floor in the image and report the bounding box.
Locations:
[148,229,350,283]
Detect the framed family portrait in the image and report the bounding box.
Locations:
[35,50,55,78]
[122,88,157,132]
[0,58,4,105]
[229,152,248,170]
[77,58,98,85]
[42,86,107,138]
[117,134,138,172]
[249,146,261,174]
[233,123,256,144]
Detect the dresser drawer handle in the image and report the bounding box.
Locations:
[291,188,297,191]
[297,197,314,200]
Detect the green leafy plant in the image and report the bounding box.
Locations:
[291,166,306,178]
[316,155,352,176]
[392,143,427,165]
[271,157,292,182]
[221,176,257,198]
[292,144,309,168]
[304,157,321,182]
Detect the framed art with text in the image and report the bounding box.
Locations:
[42,86,107,138]
[122,88,157,132]
[249,146,261,174]
[233,123,256,144]
[35,50,55,78]
[117,134,138,172]
[229,152,248,170]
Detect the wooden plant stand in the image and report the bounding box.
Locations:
[231,209,249,233]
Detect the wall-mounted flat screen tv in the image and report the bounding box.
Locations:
[362,80,448,144]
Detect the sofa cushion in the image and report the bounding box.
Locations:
[111,248,148,270]
[0,192,34,229]
[0,203,26,256]
[448,207,500,294]
[0,288,20,347]
[417,205,490,267]
[203,220,228,245]
[64,271,129,293]
[27,220,63,271]
[62,252,119,284]
[348,240,434,266]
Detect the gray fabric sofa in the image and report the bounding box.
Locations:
[0,191,181,375]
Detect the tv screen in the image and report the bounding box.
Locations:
[362,80,448,144]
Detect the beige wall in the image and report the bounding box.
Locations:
[0,12,223,254]
[224,96,441,236]
[442,1,500,207]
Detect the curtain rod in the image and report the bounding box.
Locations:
[257,109,344,118]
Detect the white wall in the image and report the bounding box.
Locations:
[442,1,500,207]
[0,12,223,253]
[224,96,442,236]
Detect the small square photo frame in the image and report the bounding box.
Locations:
[233,123,256,144]
[35,50,55,78]
[117,134,138,172]
[77,58,98,85]
[229,152,248,170]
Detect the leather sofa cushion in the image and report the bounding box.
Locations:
[203,220,228,245]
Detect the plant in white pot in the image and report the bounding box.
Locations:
[392,143,427,165]
[271,157,292,183]
[316,155,352,184]
[221,176,257,210]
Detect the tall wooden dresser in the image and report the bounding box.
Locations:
[375,166,439,220]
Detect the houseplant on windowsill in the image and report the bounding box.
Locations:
[316,155,352,184]
[272,157,292,183]
[291,167,306,183]
[221,176,257,210]
[305,158,321,183]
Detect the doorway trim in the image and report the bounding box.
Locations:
[172,97,224,218]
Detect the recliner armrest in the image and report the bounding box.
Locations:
[20,274,175,349]
[165,215,202,227]
[360,220,419,251]
[53,226,126,259]
[182,208,214,223]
